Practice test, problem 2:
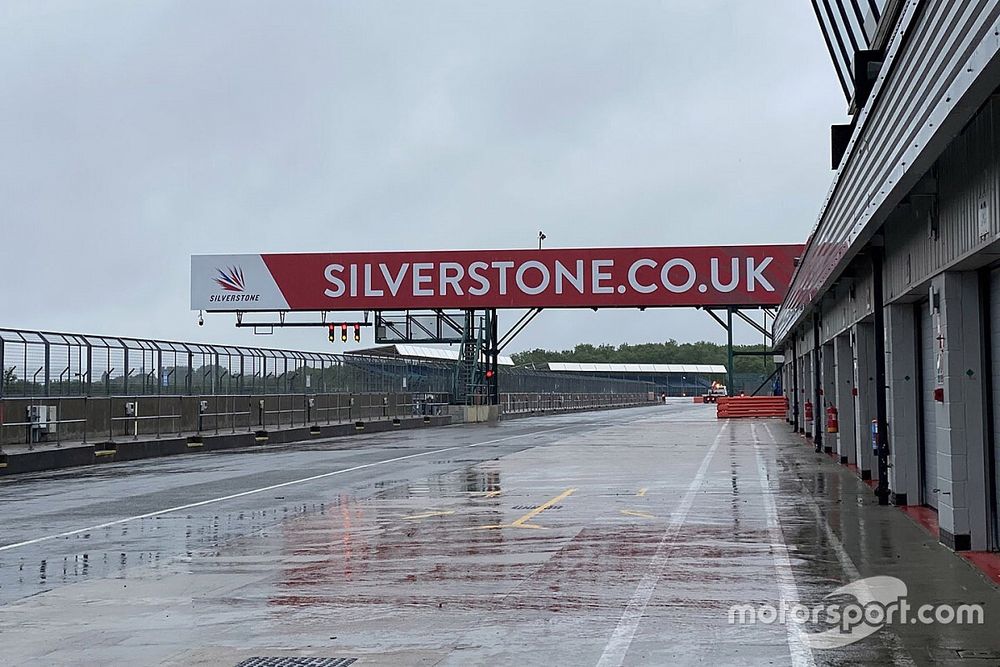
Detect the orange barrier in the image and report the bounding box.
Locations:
[716,396,788,419]
[693,396,705,404]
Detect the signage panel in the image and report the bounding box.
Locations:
[192,245,803,311]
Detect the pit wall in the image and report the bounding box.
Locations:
[448,393,657,423]
[1,391,658,444]
[0,392,429,447]
[0,415,452,476]
[499,392,655,417]
[0,391,657,476]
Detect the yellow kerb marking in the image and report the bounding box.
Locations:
[402,510,455,521]
[471,490,501,498]
[620,509,655,520]
[636,488,648,497]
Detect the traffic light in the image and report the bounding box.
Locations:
[353,324,361,343]
[327,325,335,343]
[340,323,348,342]
[485,369,495,380]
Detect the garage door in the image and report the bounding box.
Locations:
[990,270,1000,542]
[919,301,939,508]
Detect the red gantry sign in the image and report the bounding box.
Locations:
[191,245,803,312]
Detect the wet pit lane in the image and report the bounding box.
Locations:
[1,402,999,666]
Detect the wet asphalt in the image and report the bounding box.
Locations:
[1,402,999,666]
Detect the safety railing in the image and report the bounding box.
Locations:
[0,391,452,449]
[500,392,654,415]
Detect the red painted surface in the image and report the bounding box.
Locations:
[715,396,787,418]
[900,505,940,538]
[960,552,1000,587]
[258,244,803,310]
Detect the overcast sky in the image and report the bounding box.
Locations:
[1,1,845,354]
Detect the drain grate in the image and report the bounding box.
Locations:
[511,504,563,510]
[235,659,356,667]
[957,649,1000,660]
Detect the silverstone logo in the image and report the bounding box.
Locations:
[215,266,246,292]
[211,266,260,303]
[728,576,984,649]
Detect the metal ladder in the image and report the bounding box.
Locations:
[455,310,483,404]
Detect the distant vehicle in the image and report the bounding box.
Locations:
[703,381,728,403]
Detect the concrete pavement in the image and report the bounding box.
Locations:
[1,401,998,665]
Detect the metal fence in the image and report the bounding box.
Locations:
[0,328,456,398]
[500,368,656,395]
[0,328,657,399]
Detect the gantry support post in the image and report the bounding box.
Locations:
[488,309,499,405]
[727,307,734,395]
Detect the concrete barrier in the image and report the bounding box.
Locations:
[0,415,451,476]
[0,390,652,475]
[716,396,788,419]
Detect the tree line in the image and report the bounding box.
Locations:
[511,340,775,375]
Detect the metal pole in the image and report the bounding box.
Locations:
[489,309,499,405]
[726,307,734,395]
[872,246,890,505]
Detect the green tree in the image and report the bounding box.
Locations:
[512,340,773,373]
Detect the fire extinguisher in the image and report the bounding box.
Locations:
[804,400,813,422]
[826,405,839,433]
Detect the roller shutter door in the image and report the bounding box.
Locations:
[990,270,1000,541]
[919,301,939,509]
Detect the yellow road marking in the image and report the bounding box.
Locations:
[620,509,655,520]
[636,488,648,497]
[471,490,502,498]
[470,487,576,530]
[402,510,455,520]
[511,488,575,527]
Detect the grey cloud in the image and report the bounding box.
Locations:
[0,0,844,352]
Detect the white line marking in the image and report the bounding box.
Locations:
[760,423,915,666]
[0,425,578,554]
[752,423,815,667]
[596,422,726,667]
